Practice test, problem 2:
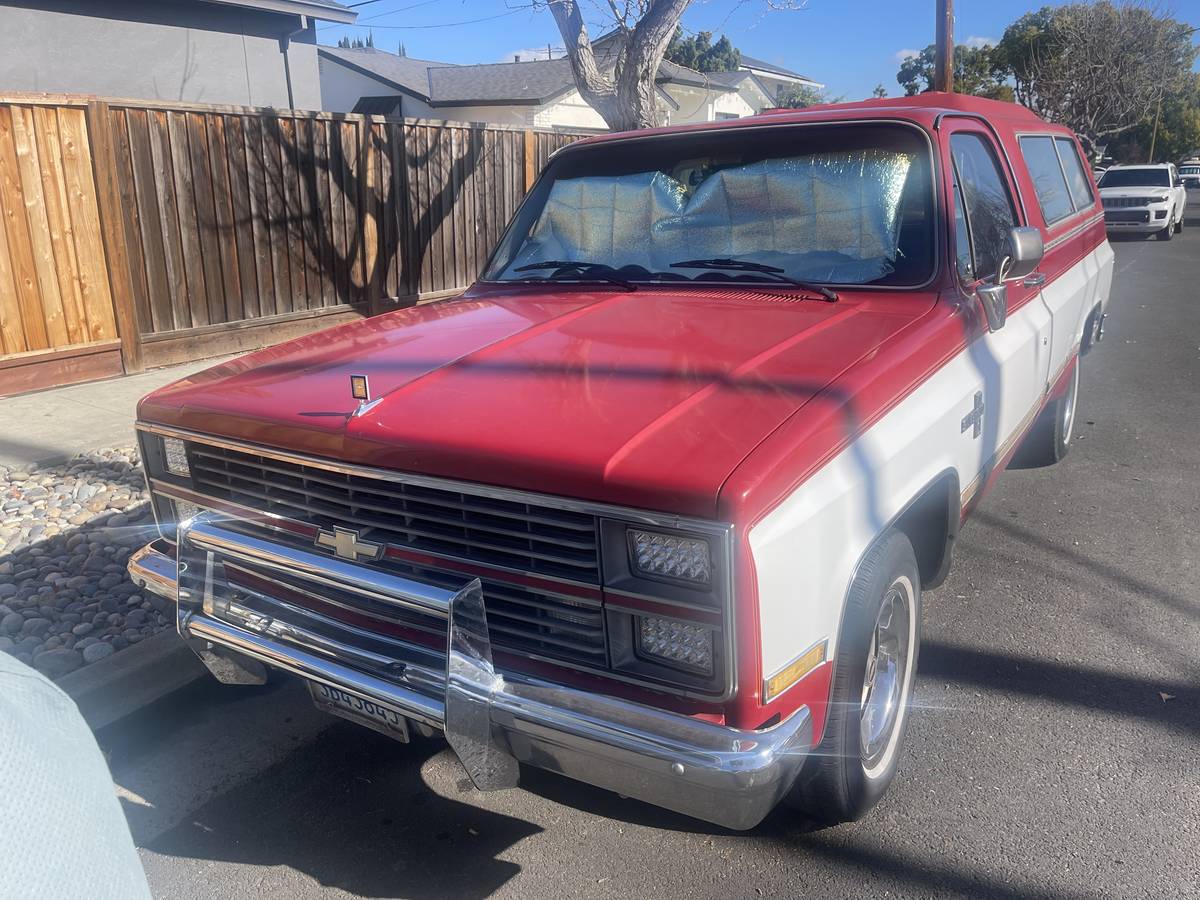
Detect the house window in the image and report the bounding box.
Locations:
[715,112,740,120]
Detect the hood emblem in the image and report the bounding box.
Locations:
[315,526,383,562]
[349,374,383,418]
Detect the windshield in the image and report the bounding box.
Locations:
[1181,166,1200,175]
[1098,168,1170,188]
[483,124,935,288]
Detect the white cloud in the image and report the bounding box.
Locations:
[502,47,564,63]
[894,48,922,63]
[963,35,998,49]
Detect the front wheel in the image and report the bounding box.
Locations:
[787,530,921,824]
[1157,213,1175,240]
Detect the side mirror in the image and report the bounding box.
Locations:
[977,227,1043,334]
[977,282,1008,333]
[996,226,1044,283]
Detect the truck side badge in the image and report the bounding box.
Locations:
[961,391,984,438]
[350,374,370,402]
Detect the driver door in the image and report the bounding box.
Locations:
[945,124,1053,490]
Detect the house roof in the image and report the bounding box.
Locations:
[318,46,456,101]
[426,57,578,105]
[200,0,357,24]
[321,45,736,108]
[738,53,817,84]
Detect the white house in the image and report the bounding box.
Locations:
[318,43,819,130]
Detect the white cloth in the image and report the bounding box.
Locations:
[0,652,151,899]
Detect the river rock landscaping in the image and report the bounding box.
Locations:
[0,447,169,679]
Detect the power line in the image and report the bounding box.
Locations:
[318,8,525,30]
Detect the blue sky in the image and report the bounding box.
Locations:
[318,1,1200,101]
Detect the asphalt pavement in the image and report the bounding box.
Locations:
[99,201,1200,899]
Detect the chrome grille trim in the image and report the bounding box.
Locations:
[187,442,602,582]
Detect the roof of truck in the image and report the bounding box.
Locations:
[567,91,1056,152]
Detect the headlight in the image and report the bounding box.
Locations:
[162,436,191,477]
[627,529,711,585]
[1149,194,1169,203]
[636,616,714,675]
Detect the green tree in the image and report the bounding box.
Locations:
[776,84,842,109]
[1106,74,1200,164]
[991,2,1197,158]
[871,83,888,99]
[896,43,1012,101]
[665,27,741,72]
[992,7,1059,106]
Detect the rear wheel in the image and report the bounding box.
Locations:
[1013,359,1079,468]
[787,530,921,824]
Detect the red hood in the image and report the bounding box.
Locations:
[139,287,932,518]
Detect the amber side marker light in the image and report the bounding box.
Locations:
[763,640,827,703]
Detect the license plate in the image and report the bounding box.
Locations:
[308,682,410,742]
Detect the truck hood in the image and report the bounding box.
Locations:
[140,287,929,518]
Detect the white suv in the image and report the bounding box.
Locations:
[1098,163,1186,240]
[1180,159,1200,191]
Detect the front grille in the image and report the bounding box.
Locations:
[223,544,608,667]
[184,441,609,670]
[1102,196,1148,209]
[187,444,601,582]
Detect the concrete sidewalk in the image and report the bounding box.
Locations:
[0,356,235,469]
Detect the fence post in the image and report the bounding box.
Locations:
[359,118,383,316]
[523,129,536,193]
[85,99,143,373]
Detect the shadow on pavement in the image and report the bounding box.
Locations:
[140,722,540,900]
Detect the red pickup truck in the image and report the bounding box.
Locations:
[128,93,1113,829]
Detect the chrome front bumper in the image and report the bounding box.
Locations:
[127,518,812,830]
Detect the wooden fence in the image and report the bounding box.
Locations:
[0,94,585,394]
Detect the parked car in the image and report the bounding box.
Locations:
[1098,163,1186,240]
[1179,159,1200,190]
[128,93,1113,830]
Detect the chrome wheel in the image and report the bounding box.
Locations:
[860,576,914,776]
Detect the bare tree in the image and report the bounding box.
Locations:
[544,0,690,131]
[1019,2,1196,159]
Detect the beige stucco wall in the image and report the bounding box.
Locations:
[533,90,607,130]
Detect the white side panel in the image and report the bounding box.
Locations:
[750,246,1105,678]
[1042,216,1106,373]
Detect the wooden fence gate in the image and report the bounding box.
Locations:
[0,93,585,397]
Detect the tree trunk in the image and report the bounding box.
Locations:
[548,0,689,132]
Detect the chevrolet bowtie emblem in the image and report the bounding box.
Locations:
[315,526,383,562]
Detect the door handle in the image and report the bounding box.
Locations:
[1023,272,1047,287]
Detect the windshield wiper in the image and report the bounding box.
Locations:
[669,258,839,301]
[512,260,636,291]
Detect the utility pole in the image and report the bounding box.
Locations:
[1148,95,1163,163]
[934,0,954,93]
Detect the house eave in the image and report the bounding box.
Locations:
[200,0,357,24]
